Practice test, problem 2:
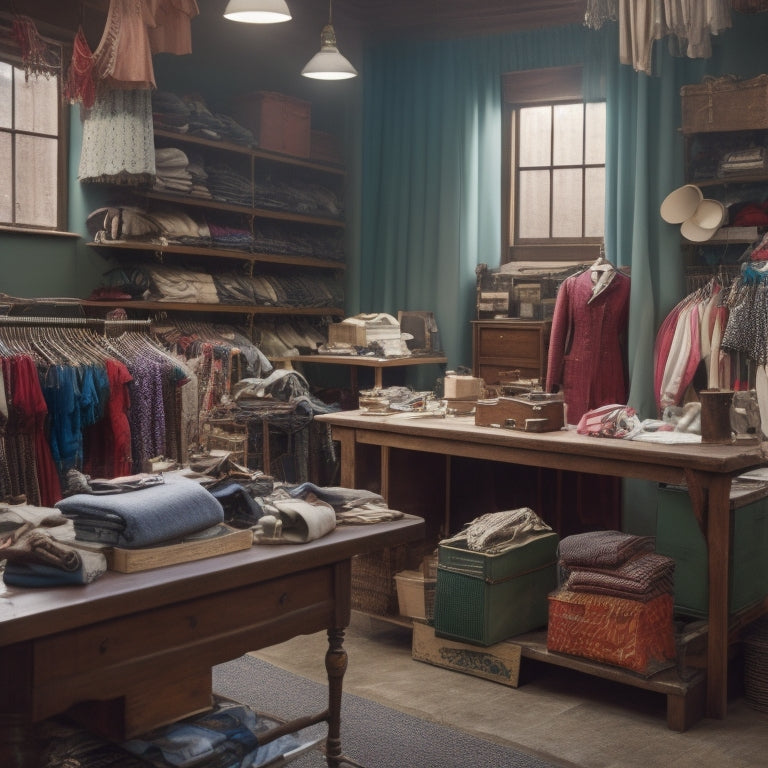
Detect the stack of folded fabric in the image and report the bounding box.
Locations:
[547,530,677,673]
[719,146,767,176]
[0,503,107,587]
[55,472,225,549]
[154,147,194,195]
[558,530,674,601]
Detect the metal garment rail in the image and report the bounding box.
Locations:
[0,315,152,333]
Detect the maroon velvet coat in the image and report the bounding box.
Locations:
[545,268,631,424]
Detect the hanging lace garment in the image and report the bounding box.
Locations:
[78,86,156,184]
[63,26,96,109]
[615,0,732,74]
[663,0,732,60]
[92,0,157,90]
[584,0,618,29]
[10,14,59,79]
[148,0,200,55]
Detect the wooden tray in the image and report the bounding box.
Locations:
[103,526,254,573]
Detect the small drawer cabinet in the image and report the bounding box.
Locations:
[472,320,551,385]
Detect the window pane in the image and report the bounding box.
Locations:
[519,106,551,167]
[0,132,11,222]
[0,63,11,129]
[15,66,58,135]
[16,134,57,227]
[552,169,583,237]
[553,104,583,166]
[585,102,606,165]
[519,170,550,238]
[585,167,605,237]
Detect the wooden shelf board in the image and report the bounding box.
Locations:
[86,240,345,271]
[153,127,345,176]
[80,300,344,316]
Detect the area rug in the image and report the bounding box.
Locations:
[213,654,562,768]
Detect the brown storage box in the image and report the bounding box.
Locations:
[232,91,311,157]
[475,393,564,432]
[681,74,768,134]
[547,589,676,674]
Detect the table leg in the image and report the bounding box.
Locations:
[324,627,348,767]
[704,474,733,719]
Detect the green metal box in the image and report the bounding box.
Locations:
[655,483,768,618]
[433,531,559,646]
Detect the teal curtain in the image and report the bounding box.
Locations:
[358,14,768,397]
[358,26,594,371]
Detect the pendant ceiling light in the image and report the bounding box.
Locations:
[223,0,292,24]
[301,0,357,80]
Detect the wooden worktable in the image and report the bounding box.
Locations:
[272,354,447,390]
[315,410,768,725]
[0,515,424,767]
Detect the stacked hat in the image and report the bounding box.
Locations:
[660,183,726,242]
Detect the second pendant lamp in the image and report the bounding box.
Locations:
[302,0,357,80]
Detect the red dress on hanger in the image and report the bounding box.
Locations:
[546,266,631,425]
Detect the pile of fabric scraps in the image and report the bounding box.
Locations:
[558,530,675,602]
[442,507,553,554]
[0,503,107,587]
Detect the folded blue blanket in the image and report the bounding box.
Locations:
[55,475,224,548]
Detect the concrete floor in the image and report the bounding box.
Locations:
[251,613,768,768]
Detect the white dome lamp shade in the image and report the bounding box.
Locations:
[302,0,357,80]
[224,0,292,24]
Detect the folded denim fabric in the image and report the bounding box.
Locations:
[55,475,224,548]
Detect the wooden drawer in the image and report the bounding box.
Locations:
[478,363,541,385]
[478,326,542,362]
[30,567,335,731]
[472,320,550,384]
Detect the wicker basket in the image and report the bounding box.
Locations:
[744,616,768,712]
[681,75,768,134]
[351,545,409,615]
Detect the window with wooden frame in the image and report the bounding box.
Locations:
[502,65,605,264]
[0,34,67,231]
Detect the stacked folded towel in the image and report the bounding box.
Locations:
[559,530,674,602]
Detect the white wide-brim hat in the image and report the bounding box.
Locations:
[660,184,703,224]
[681,199,726,242]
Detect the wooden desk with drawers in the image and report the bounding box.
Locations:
[0,516,424,767]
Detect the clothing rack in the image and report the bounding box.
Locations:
[0,315,152,333]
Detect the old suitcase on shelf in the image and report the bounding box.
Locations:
[681,74,768,134]
[474,392,564,432]
[433,531,559,646]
